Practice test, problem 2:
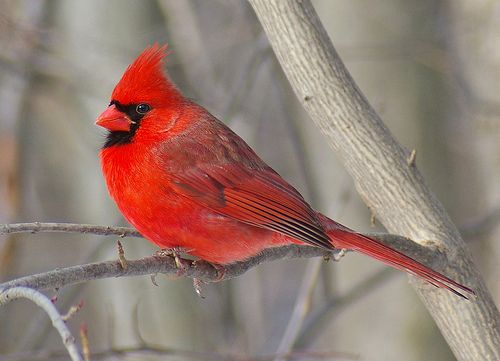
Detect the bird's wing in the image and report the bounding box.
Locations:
[170,163,332,250]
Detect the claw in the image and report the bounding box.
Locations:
[154,248,171,258]
[211,263,226,282]
[332,248,346,262]
[322,248,346,262]
[193,278,205,298]
[150,274,159,286]
[193,260,226,282]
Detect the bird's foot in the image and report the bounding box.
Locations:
[193,278,205,298]
[192,260,226,282]
[154,247,191,277]
[323,248,346,262]
[191,262,226,298]
[332,248,346,262]
[211,263,226,282]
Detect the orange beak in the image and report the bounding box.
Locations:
[96,104,134,132]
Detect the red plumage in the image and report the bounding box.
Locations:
[97,44,474,299]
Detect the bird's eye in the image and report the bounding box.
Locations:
[136,103,151,114]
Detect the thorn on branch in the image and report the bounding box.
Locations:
[117,240,128,270]
[62,300,84,321]
[150,274,159,287]
[32,221,41,234]
[407,149,417,167]
[370,211,376,227]
[51,288,59,303]
[80,323,91,361]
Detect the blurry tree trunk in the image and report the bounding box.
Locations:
[249,1,500,360]
[0,0,47,350]
[0,0,46,278]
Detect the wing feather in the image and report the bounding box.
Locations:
[171,164,332,250]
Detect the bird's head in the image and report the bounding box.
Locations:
[96,44,183,147]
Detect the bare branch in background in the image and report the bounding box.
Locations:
[0,222,142,238]
[0,0,46,279]
[274,259,323,361]
[0,345,357,361]
[461,206,500,239]
[248,1,500,360]
[0,222,443,295]
[0,287,83,361]
[296,268,395,348]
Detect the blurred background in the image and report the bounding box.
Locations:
[0,0,499,360]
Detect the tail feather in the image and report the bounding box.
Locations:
[328,229,475,300]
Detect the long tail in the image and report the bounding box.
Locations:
[324,225,475,299]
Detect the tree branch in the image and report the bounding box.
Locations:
[0,287,83,361]
[0,222,142,238]
[0,222,440,293]
[0,244,331,291]
[274,259,323,361]
[248,1,500,360]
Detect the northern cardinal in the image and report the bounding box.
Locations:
[96,44,473,299]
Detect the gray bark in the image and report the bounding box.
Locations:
[248,1,500,360]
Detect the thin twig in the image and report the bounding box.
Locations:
[79,323,90,361]
[460,206,500,239]
[116,240,128,269]
[274,259,323,361]
[0,222,142,238]
[15,218,125,351]
[0,287,83,361]
[296,268,395,348]
[61,300,84,322]
[407,149,417,167]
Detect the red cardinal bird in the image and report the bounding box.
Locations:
[96,44,473,299]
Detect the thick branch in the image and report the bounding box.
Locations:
[248,1,500,360]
